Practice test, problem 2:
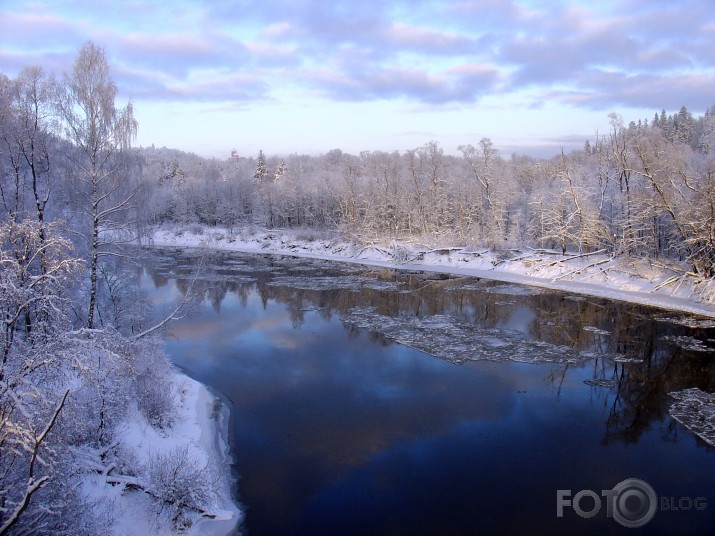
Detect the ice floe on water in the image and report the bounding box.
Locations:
[564,295,586,302]
[584,378,618,388]
[288,265,322,272]
[445,283,486,291]
[162,264,281,277]
[583,326,611,335]
[341,306,588,365]
[661,335,713,352]
[610,355,644,363]
[578,351,642,363]
[483,284,547,296]
[445,281,544,296]
[195,274,257,284]
[657,317,715,328]
[267,275,402,292]
[669,388,715,447]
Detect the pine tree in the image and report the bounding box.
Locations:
[274,160,287,181]
[698,108,714,155]
[254,150,267,185]
[674,105,695,145]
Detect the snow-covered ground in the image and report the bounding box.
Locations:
[81,370,241,535]
[144,225,715,318]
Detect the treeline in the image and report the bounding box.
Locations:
[1,44,216,533]
[140,107,715,278]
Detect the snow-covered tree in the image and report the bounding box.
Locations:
[0,43,231,535]
[253,150,267,185]
[0,219,81,535]
[698,108,715,155]
[274,160,287,182]
[56,42,138,329]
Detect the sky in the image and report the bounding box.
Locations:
[1,0,714,159]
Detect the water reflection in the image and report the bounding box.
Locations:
[141,248,715,535]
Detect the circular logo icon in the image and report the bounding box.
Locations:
[610,478,658,528]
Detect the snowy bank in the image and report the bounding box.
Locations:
[81,369,241,535]
[144,225,715,319]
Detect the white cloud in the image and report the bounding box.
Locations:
[2,0,713,156]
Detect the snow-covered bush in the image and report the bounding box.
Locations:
[57,329,140,448]
[189,224,205,236]
[390,244,415,264]
[694,277,715,305]
[146,445,218,529]
[136,361,176,430]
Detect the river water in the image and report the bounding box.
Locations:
[140,247,715,535]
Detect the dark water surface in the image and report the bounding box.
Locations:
[141,247,715,535]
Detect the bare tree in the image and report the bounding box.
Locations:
[9,67,55,273]
[460,138,508,245]
[0,219,81,534]
[56,42,138,328]
[0,75,26,221]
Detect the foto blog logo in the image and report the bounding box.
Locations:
[556,478,707,528]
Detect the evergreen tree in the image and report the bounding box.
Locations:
[674,105,695,145]
[274,160,287,181]
[254,150,267,185]
[698,108,714,155]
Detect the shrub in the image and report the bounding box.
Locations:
[136,364,175,430]
[146,445,217,529]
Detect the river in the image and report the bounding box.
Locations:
[140,247,715,535]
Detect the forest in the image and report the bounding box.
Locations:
[140,104,715,280]
[0,44,219,534]
[1,40,715,533]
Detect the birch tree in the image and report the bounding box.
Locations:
[56,42,138,328]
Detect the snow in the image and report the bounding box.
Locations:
[143,225,715,318]
[342,306,591,365]
[669,388,715,447]
[82,370,241,535]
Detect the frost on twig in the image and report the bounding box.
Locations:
[669,388,715,447]
[145,445,220,529]
[0,390,69,536]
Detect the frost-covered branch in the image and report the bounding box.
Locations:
[0,389,68,536]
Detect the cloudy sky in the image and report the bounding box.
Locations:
[1,0,714,159]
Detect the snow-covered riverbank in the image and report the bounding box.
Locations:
[145,225,715,319]
[83,370,241,535]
